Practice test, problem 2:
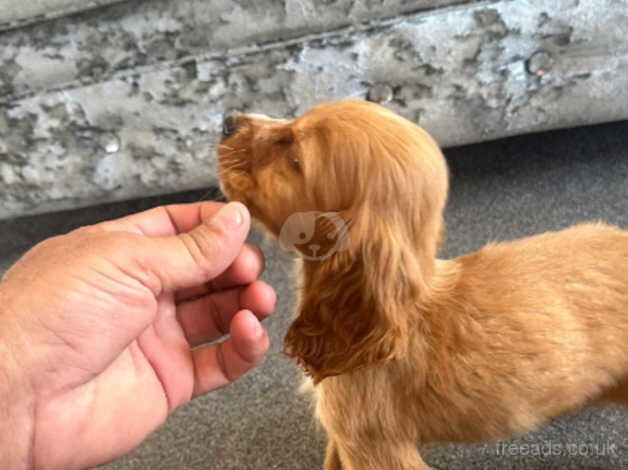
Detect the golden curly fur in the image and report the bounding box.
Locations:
[218,100,628,469]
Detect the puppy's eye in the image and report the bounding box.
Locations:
[284,149,300,170]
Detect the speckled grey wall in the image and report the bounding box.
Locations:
[0,0,125,31]
[0,0,474,102]
[1,0,627,219]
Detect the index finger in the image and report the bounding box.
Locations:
[96,201,226,236]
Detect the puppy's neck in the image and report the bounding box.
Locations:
[298,247,441,324]
[299,252,461,327]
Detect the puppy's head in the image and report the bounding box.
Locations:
[218,100,448,381]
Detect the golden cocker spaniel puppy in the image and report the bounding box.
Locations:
[218,100,628,470]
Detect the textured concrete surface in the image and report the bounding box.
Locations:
[1,0,628,219]
[0,0,125,31]
[2,121,627,469]
[0,0,476,100]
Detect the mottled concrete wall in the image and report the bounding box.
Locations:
[1,0,627,219]
[0,0,473,101]
[0,0,125,31]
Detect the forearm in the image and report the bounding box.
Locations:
[0,289,35,469]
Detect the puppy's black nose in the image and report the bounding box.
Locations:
[222,115,238,138]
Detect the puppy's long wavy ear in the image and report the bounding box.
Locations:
[284,222,423,383]
[284,115,449,383]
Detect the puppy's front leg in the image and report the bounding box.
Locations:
[335,439,429,470]
[324,439,343,470]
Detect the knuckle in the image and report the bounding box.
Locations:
[72,224,102,235]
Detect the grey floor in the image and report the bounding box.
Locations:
[2,121,628,469]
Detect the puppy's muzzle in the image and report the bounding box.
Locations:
[222,115,239,138]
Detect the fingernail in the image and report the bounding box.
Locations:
[212,202,247,230]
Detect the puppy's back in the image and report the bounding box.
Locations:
[434,222,628,428]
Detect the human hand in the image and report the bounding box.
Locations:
[0,201,276,469]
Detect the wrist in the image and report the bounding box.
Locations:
[0,286,35,469]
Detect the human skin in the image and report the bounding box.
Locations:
[0,201,276,469]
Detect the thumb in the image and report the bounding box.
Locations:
[139,202,251,293]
